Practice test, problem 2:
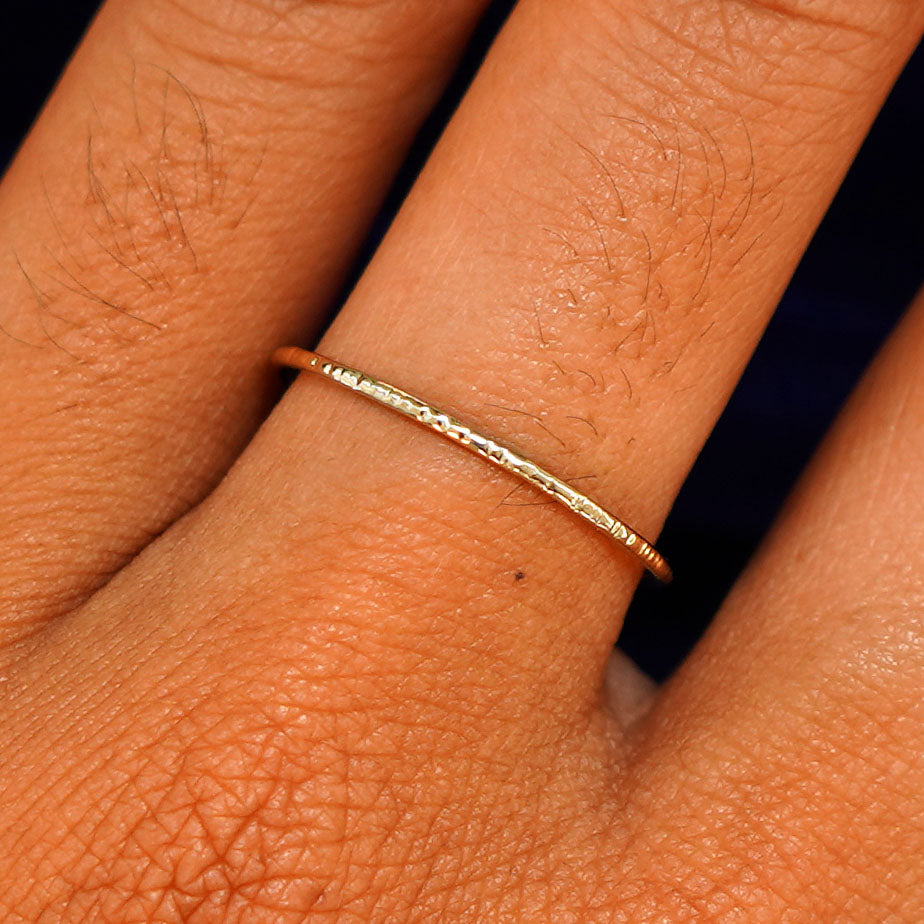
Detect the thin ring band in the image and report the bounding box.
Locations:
[272,347,672,583]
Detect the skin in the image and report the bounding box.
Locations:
[0,0,922,919]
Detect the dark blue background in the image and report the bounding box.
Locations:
[3,1,921,680]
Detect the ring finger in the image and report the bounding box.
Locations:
[209,0,924,712]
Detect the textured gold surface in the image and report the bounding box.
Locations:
[273,347,672,583]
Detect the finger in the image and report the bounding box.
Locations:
[0,0,489,634]
[628,287,924,915]
[181,0,922,717]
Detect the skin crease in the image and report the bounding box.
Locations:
[0,0,923,921]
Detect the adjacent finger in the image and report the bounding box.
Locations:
[627,286,924,916]
[0,0,489,636]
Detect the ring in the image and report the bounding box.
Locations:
[272,347,672,583]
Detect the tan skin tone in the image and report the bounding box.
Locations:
[0,0,922,918]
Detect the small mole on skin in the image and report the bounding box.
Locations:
[514,571,526,582]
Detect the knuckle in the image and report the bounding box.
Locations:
[12,0,468,364]
[142,0,449,85]
[627,655,924,921]
[519,0,905,389]
[529,103,770,379]
[728,0,918,35]
[11,68,264,361]
[24,695,384,920]
[11,627,535,923]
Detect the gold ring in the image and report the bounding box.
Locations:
[273,347,672,583]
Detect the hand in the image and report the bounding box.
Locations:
[1,0,922,919]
